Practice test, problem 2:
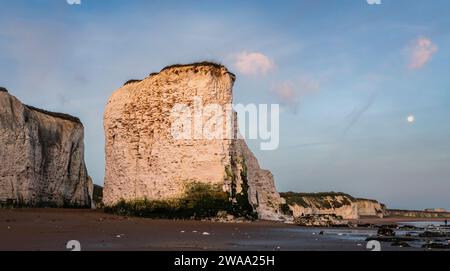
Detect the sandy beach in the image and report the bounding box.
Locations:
[1,209,447,251]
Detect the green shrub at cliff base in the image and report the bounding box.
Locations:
[280,203,293,216]
[233,160,257,219]
[179,182,230,218]
[105,198,179,219]
[105,181,257,220]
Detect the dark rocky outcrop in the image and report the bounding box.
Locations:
[93,184,103,208]
[378,226,396,237]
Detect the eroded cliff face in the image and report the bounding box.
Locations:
[281,192,359,220]
[103,63,285,220]
[0,90,93,207]
[356,198,387,218]
[281,192,388,220]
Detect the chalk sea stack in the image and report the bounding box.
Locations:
[0,89,93,207]
[103,62,286,220]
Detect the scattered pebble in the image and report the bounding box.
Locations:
[115,234,125,238]
[202,232,210,236]
[180,230,185,233]
[192,230,197,233]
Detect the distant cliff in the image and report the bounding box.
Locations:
[281,192,387,220]
[0,89,93,207]
[388,209,450,219]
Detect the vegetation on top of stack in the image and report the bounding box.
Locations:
[161,61,226,72]
[159,61,236,80]
[123,79,142,86]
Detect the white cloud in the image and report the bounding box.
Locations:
[272,77,320,111]
[408,37,438,70]
[367,0,382,5]
[67,0,81,4]
[234,52,276,76]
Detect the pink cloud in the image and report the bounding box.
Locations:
[408,37,438,70]
[272,77,320,111]
[234,52,276,76]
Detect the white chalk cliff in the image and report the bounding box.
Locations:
[282,192,387,220]
[283,193,359,220]
[355,198,387,218]
[103,63,285,220]
[0,88,93,207]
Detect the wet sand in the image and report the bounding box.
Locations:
[0,209,443,251]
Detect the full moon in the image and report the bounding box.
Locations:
[407,115,415,123]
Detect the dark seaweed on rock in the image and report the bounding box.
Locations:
[105,182,257,220]
[25,105,82,124]
[0,87,8,93]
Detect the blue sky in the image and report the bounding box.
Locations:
[1,0,449,210]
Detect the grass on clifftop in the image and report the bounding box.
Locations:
[280,192,355,209]
[160,61,226,72]
[105,182,257,220]
[159,61,236,79]
[25,105,82,124]
[137,61,236,84]
[355,198,379,203]
[123,79,142,86]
